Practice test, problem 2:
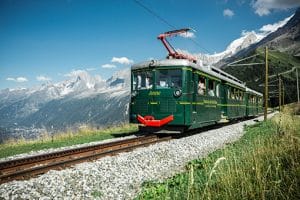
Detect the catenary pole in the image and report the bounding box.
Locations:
[279,77,281,111]
[282,81,285,106]
[297,68,299,103]
[264,47,268,121]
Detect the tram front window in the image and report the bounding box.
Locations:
[156,69,182,89]
[133,71,153,90]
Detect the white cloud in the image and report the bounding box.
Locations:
[6,77,28,82]
[223,9,235,17]
[252,0,300,16]
[111,57,134,65]
[101,64,116,69]
[179,32,195,38]
[36,75,52,81]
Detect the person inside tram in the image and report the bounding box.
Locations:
[198,77,206,95]
[208,80,215,96]
[137,75,142,89]
[145,76,152,89]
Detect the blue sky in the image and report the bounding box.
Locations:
[0,0,299,89]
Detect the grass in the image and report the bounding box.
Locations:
[136,105,300,200]
[0,123,138,159]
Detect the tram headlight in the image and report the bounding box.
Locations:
[173,89,182,97]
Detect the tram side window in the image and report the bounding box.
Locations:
[156,69,182,89]
[251,95,255,103]
[230,88,235,99]
[228,87,233,99]
[236,89,241,101]
[208,79,215,96]
[133,74,137,90]
[241,92,244,101]
[234,89,239,100]
[134,71,153,90]
[216,83,220,97]
[228,88,230,99]
[234,89,238,100]
[238,90,243,101]
[198,76,206,95]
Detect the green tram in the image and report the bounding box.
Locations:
[130,59,263,133]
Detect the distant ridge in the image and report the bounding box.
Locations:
[217,7,300,67]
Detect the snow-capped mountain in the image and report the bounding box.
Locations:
[218,8,300,69]
[194,31,262,65]
[106,68,131,88]
[0,69,131,142]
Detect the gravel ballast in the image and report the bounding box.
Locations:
[0,114,276,200]
[0,135,138,162]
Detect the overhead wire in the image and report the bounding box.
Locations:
[133,0,298,105]
[133,0,176,29]
[133,0,212,54]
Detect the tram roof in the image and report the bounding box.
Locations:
[246,88,263,96]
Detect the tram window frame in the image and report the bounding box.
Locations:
[236,90,240,100]
[234,89,239,100]
[197,76,206,96]
[234,89,238,100]
[251,95,255,103]
[227,88,230,99]
[216,83,220,97]
[230,87,235,99]
[156,69,182,89]
[132,73,137,91]
[228,87,232,99]
[238,90,243,101]
[207,79,215,97]
[241,91,244,101]
[133,71,153,90]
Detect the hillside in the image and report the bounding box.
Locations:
[223,49,300,106]
[220,8,300,106]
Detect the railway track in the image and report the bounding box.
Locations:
[0,113,271,185]
[0,135,171,184]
